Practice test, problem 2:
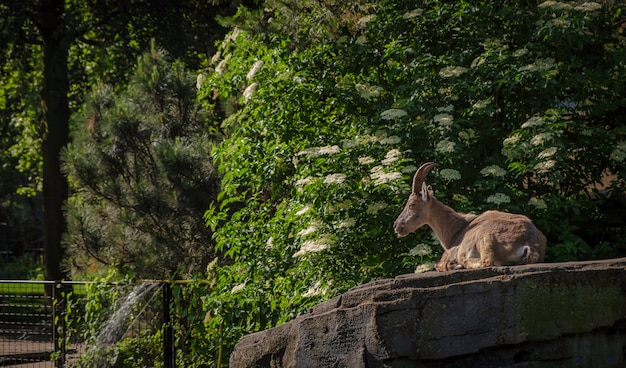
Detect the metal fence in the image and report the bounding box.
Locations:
[0,280,178,368]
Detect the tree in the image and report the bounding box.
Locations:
[0,0,238,280]
[199,0,626,360]
[63,45,221,279]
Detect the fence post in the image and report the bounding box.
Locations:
[52,281,65,368]
[163,282,175,368]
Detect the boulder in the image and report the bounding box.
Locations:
[230,258,626,368]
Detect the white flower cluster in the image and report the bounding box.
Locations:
[439,168,461,181]
[537,147,558,159]
[539,1,602,11]
[439,66,468,78]
[296,205,312,216]
[381,149,402,165]
[303,281,328,298]
[433,113,454,127]
[409,243,432,257]
[518,58,557,73]
[380,108,408,120]
[243,83,258,101]
[480,165,507,177]
[486,193,511,205]
[297,145,341,158]
[230,283,246,294]
[403,8,424,19]
[293,234,332,257]
[355,83,384,99]
[366,201,388,214]
[371,165,403,186]
[530,132,553,146]
[521,116,545,129]
[215,54,231,75]
[358,156,375,165]
[324,173,347,185]
[472,99,489,109]
[529,198,548,210]
[343,130,401,148]
[415,262,434,273]
[338,218,356,229]
[534,160,556,174]
[436,139,456,154]
[246,60,264,80]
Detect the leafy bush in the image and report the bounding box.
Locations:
[198,0,626,362]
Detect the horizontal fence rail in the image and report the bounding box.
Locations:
[0,280,196,368]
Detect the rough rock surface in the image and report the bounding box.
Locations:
[230,258,626,367]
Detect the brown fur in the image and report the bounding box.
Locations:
[394,162,547,271]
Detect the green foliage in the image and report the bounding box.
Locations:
[63,45,221,279]
[199,0,626,361]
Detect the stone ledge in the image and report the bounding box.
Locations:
[230,258,626,367]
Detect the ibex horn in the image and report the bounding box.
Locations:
[412,162,437,193]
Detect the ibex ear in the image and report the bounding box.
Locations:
[420,182,433,202]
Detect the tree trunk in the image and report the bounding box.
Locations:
[38,0,72,281]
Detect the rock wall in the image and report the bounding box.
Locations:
[230,258,626,368]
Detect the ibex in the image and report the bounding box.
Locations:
[394,162,546,271]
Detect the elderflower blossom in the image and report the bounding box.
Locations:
[380,108,408,120]
[403,8,424,19]
[480,165,507,177]
[296,205,312,216]
[297,145,341,158]
[539,1,573,10]
[355,83,384,99]
[366,201,388,214]
[338,218,356,229]
[574,2,602,12]
[303,281,327,298]
[215,54,231,74]
[246,60,264,80]
[503,133,521,146]
[537,147,558,159]
[513,48,529,58]
[521,116,545,129]
[439,168,461,181]
[295,176,315,187]
[486,193,511,205]
[439,66,468,78]
[437,105,454,113]
[530,132,553,146]
[472,99,489,109]
[231,283,246,294]
[324,173,347,185]
[415,262,434,273]
[381,149,402,165]
[358,156,375,165]
[534,160,556,173]
[336,200,353,210]
[433,113,454,127]
[380,135,402,145]
[435,139,456,153]
[409,243,432,257]
[243,83,258,101]
[529,198,548,210]
[293,234,332,257]
[196,74,204,90]
[298,222,320,237]
[371,165,403,185]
